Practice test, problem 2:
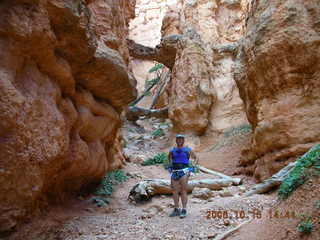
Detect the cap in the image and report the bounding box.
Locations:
[176,134,185,138]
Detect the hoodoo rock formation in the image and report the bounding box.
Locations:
[129,0,249,135]
[235,0,320,181]
[163,0,249,135]
[0,0,137,232]
[169,34,215,135]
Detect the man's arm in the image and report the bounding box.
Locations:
[190,150,198,165]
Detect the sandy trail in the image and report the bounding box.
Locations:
[7,118,278,240]
[35,165,275,240]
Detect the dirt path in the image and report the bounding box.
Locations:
[7,118,278,240]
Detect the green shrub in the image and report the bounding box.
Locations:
[223,124,252,137]
[315,200,320,209]
[142,153,168,166]
[297,220,313,234]
[148,63,164,73]
[278,144,320,199]
[151,128,165,138]
[91,196,110,207]
[145,77,160,89]
[91,170,127,206]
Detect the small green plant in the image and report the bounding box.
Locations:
[223,124,252,138]
[314,157,320,172]
[315,200,320,209]
[91,196,110,207]
[148,63,164,73]
[91,170,128,206]
[142,152,168,166]
[151,128,165,138]
[145,76,160,89]
[278,144,320,199]
[297,220,313,234]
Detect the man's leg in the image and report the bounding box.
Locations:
[171,178,180,208]
[180,174,189,208]
[169,178,181,217]
[179,174,189,218]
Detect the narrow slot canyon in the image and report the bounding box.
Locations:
[0,0,319,239]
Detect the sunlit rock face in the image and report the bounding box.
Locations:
[0,0,136,232]
[128,0,249,134]
[161,0,249,135]
[129,0,177,93]
[130,0,178,47]
[169,34,215,135]
[235,0,320,181]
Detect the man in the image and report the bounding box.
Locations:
[168,134,198,218]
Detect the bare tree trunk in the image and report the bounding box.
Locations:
[198,166,242,185]
[243,162,296,197]
[126,106,168,122]
[128,178,241,203]
[150,71,170,109]
[129,78,160,106]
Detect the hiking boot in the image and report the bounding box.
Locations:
[169,208,180,217]
[180,208,187,218]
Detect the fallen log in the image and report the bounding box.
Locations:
[126,106,168,122]
[198,166,242,185]
[128,178,241,203]
[244,162,296,197]
[129,76,160,106]
[150,71,170,109]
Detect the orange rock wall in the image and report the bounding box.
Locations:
[0,0,136,232]
[235,0,320,180]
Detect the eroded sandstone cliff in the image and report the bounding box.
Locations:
[235,0,320,181]
[162,0,249,135]
[0,0,136,232]
[129,0,177,93]
[128,0,250,135]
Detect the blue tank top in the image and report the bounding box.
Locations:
[170,147,191,164]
